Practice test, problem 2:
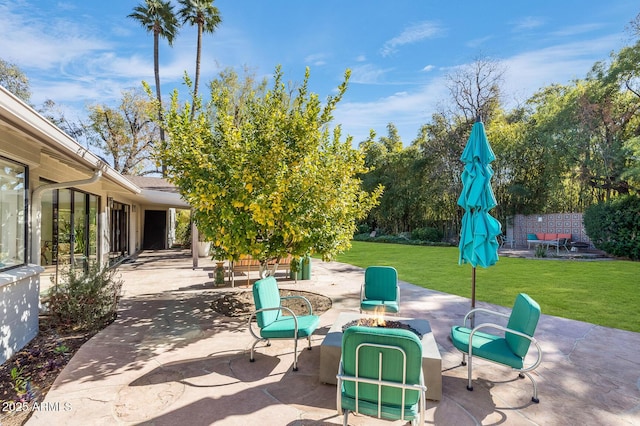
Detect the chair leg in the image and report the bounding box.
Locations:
[250,337,268,362]
[293,337,299,371]
[307,335,313,350]
[343,410,349,426]
[520,371,540,403]
[466,354,474,391]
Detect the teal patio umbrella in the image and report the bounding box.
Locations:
[457,120,501,313]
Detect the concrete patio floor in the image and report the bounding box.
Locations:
[28,249,640,425]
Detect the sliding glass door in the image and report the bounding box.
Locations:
[40,184,98,277]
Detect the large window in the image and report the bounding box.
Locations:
[40,186,99,275]
[0,157,27,271]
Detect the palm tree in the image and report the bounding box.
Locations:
[178,0,222,118]
[128,0,179,177]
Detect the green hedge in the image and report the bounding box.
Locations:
[353,233,452,247]
[411,227,443,242]
[583,195,640,260]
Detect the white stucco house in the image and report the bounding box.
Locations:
[0,86,189,364]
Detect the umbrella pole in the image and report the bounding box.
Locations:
[471,267,476,328]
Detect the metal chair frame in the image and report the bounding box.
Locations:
[337,340,427,425]
[459,307,543,403]
[248,294,315,371]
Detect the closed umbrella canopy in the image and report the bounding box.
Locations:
[458,120,501,309]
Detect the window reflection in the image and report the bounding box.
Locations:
[0,157,27,270]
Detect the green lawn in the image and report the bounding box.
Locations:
[334,241,640,333]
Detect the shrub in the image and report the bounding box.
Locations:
[356,223,371,235]
[46,262,123,331]
[351,233,453,247]
[583,195,640,260]
[411,227,443,242]
[174,210,192,248]
[534,244,547,258]
[353,233,372,241]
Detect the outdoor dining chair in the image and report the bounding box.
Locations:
[336,325,427,425]
[360,266,400,315]
[450,293,543,403]
[248,276,320,371]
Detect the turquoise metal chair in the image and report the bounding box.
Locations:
[360,266,400,315]
[336,325,427,425]
[248,276,320,371]
[450,293,543,403]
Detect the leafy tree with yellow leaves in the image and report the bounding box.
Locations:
[159,66,382,271]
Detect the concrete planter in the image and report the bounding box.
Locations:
[196,242,210,258]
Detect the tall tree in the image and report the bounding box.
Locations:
[445,57,505,123]
[178,0,222,118]
[39,99,85,142]
[0,58,31,103]
[159,66,381,265]
[85,89,160,175]
[129,0,179,176]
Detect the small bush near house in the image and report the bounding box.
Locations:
[46,262,123,331]
[411,227,443,242]
[583,195,640,260]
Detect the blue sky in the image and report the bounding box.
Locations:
[0,1,638,144]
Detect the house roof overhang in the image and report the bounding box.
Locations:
[0,86,140,195]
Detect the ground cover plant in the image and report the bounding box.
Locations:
[335,241,640,332]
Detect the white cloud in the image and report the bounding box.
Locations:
[381,21,443,57]
[334,77,449,143]
[550,23,605,37]
[501,34,622,105]
[0,4,111,70]
[350,64,393,84]
[467,36,493,49]
[337,33,625,145]
[304,53,327,66]
[512,17,545,32]
[422,65,435,72]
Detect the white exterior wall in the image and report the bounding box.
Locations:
[1,86,187,363]
[0,265,43,364]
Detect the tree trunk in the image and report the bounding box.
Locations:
[191,23,203,120]
[154,31,167,177]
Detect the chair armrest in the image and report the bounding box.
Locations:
[469,322,543,372]
[463,307,509,327]
[281,295,313,315]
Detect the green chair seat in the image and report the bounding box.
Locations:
[340,394,420,422]
[260,315,319,339]
[450,326,524,369]
[360,300,400,314]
